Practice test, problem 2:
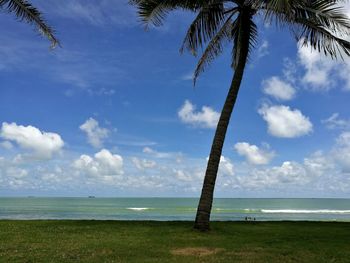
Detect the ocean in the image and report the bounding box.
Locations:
[0,198,350,221]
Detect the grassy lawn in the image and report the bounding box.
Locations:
[0,220,349,263]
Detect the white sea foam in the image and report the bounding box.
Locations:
[244,209,260,212]
[214,208,260,212]
[127,207,150,211]
[261,209,350,214]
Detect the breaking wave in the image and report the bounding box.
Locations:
[127,208,150,211]
[261,209,350,214]
[213,208,350,214]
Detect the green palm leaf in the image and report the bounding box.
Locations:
[260,0,350,58]
[193,11,236,83]
[180,2,227,56]
[129,0,204,26]
[0,0,59,48]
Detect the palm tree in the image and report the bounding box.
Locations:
[0,0,59,48]
[130,0,350,231]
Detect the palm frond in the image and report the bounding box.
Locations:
[260,0,350,58]
[180,2,230,56]
[129,0,205,26]
[0,0,59,48]
[294,18,350,58]
[193,12,235,84]
[231,7,258,69]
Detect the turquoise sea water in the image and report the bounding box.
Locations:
[0,198,350,221]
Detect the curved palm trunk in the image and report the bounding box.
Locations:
[194,11,252,231]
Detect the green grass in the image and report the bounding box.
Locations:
[1,221,350,263]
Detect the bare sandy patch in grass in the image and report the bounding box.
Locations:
[225,247,266,258]
[171,247,224,257]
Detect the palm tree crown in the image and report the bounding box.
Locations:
[0,0,59,48]
[132,0,350,79]
[131,0,350,231]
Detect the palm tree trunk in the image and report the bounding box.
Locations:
[194,13,251,231]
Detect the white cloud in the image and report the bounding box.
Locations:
[234,142,275,165]
[73,149,124,183]
[6,167,28,179]
[178,100,220,129]
[142,147,178,159]
[257,40,269,58]
[282,58,297,84]
[295,30,350,92]
[80,118,109,148]
[322,113,350,130]
[258,104,313,138]
[0,122,64,159]
[298,44,336,90]
[267,161,309,183]
[304,151,334,178]
[233,141,348,192]
[174,169,194,182]
[264,41,350,96]
[262,76,296,101]
[143,147,154,154]
[204,156,234,176]
[131,157,156,170]
[181,72,194,81]
[219,156,235,176]
[238,161,311,189]
[332,132,350,172]
[336,132,350,147]
[0,164,29,189]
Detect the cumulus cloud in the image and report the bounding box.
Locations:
[234,142,275,165]
[238,155,333,190]
[0,122,64,159]
[238,161,309,189]
[298,44,336,90]
[297,42,350,92]
[73,149,124,182]
[322,113,350,130]
[262,76,296,101]
[298,36,350,91]
[178,100,220,129]
[262,40,350,96]
[131,157,156,170]
[80,118,109,148]
[229,139,350,193]
[258,105,313,138]
[304,151,334,178]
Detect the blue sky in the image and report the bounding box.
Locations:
[0,0,350,197]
